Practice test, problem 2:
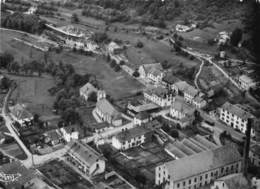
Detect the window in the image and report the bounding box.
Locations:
[189,179,191,184]
[183,181,186,186]
[177,183,180,188]
[200,176,202,181]
[221,167,224,173]
[194,178,197,182]
[211,172,213,177]
[205,174,208,179]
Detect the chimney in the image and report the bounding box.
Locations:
[242,118,253,177]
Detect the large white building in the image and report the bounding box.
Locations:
[238,75,256,90]
[144,86,174,107]
[9,104,34,127]
[66,141,105,177]
[219,102,255,136]
[155,145,242,189]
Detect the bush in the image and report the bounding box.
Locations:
[170,129,179,138]
[114,64,121,72]
[132,70,140,77]
[136,41,144,48]
[110,60,116,68]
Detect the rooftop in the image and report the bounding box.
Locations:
[250,144,260,156]
[141,63,163,77]
[115,126,152,142]
[172,96,195,116]
[145,86,169,97]
[80,82,98,96]
[174,81,198,97]
[96,99,121,120]
[221,102,254,120]
[165,144,242,182]
[67,141,103,166]
[239,74,255,84]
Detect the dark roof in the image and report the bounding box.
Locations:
[251,144,260,156]
[136,111,150,120]
[163,73,179,85]
[218,173,249,189]
[116,126,152,142]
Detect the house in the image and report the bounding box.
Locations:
[249,144,260,167]
[43,129,62,146]
[90,122,114,133]
[211,173,249,189]
[95,91,122,126]
[139,63,165,83]
[107,41,124,55]
[219,102,255,136]
[59,125,82,142]
[127,100,160,117]
[112,126,152,150]
[216,31,230,45]
[169,96,196,128]
[173,81,206,108]
[80,83,98,101]
[252,177,260,189]
[9,104,33,127]
[155,145,242,189]
[133,111,151,126]
[238,75,256,90]
[66,141,105,177]
[144,86,174,107]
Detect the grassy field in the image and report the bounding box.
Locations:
[1,29,144,100]
[8,74,56,116]
[0,142,27,160]
[49,52,144,100]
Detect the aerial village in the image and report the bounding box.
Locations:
[0,0,260,189]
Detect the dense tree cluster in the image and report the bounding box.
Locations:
[1,12,46,34]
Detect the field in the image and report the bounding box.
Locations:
[111,141,173,182]
[49,52,144,100]
[38,160,93,189]
[8,74,56,116]
[0,142,27,160]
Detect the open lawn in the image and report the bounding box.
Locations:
[8,74,56,116]
[0,29,45,62]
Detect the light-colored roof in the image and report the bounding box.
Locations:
[217,173,249,189]
[108,41,122,51]
[67,141,103,166]
[172,96,195,116]
[10,104,33,121]
[221,102,254,120]
[80,83,98,97]
[96,99,121,120]
[115,126,151,142]
[174,81,198,97]
[165,144,242,182]
[141,63,163,76]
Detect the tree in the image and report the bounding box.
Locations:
[110,60,116,68]
[136,41,144,48]
[230,28,243,47]
[114,64,121,72]
[132,70,140,77]
[71,13,79,23]
[0,52,14,68]
[170,129,179,138]
[88,92,97,102]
